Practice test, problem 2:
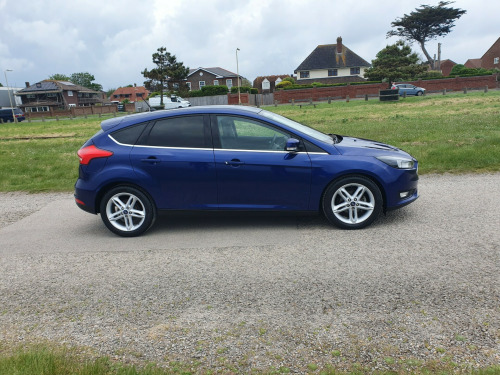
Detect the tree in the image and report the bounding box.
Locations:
[364,41,428,85]
[142,47,189,105]
[49,73,70,81]
[387,1,466,69]
[70,72,103,92]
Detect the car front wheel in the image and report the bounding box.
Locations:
[100,186,156,237]
[322,176,382,229]
[417,91,423,96]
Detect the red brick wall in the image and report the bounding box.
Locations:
[273,75,498,104]
[227,93,250,105]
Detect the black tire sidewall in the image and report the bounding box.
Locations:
[322,176,383,230]
[100,186,155,237]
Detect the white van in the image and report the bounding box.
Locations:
[149,96,191,109]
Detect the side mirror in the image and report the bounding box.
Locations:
[285,138,300,152]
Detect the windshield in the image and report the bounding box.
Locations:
[260,110,333,144]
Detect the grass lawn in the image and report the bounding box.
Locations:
[0,90,499,193]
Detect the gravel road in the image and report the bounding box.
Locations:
[0,173,498,373]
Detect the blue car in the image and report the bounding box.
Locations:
[75,106,418,236]
[392,84,426,96]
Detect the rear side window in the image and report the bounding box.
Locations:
[111,123,148,145]
[142,116,207,148]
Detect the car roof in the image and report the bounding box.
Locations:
[100,105,264,132]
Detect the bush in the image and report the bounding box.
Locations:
[276,80,293,89]
[230,86,258,94]
[282,76,295,84]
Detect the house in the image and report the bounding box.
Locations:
[186,67,241,91]
[294,37,371,84]
[440,59,457,76]
[253,75,291,93]
[464,37,500,70]
[16,80,105,113]
[110,85,149,103]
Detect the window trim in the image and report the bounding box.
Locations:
[300,71,310,79]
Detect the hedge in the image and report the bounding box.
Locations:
[230,86,258,94]
[188,85,229,97]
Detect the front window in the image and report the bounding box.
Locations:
[67,90,73,96]
[300,71,310,78]
[494,57,499,64]
[216,116,290,151]
[186,82,191,91]
[260,110,333,145]
[226,79,233,89]
[350,67,361,75]
[199,81,206,89]
[213,80,219,86]
[328,69,338,76]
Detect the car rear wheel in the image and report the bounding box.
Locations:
[322,176,382,229]
[100,186,156,237]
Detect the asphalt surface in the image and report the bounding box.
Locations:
[0,173,498,372]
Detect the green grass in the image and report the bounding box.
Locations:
[1,344,499,375]
[0,91,499,192]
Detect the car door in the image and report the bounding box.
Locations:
[129,115,218,209]
[212,115,312,210]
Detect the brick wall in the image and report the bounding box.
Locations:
[227,93,250,105]
[273,75,498,104]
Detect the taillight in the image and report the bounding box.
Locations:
[78,145,113,165]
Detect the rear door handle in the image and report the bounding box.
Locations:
[141,157,161,164]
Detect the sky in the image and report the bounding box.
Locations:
[0,0,498,91]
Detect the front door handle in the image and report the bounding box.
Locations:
[225,159,244,166]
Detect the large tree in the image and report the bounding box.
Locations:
[364,41,428,85]
[387,1,466,69]
[49,73,71,81]
[70,72,103,92]
[142,47,189,104]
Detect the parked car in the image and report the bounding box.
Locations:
[148,96,191,109]
[391,84,425,96]
[0,108,25,122]
[75,106,419,236]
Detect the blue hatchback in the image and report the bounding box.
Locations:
[75,106,418,236]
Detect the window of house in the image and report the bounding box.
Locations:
[328,69,338,76]
[143,116,207,148]
[226,79,233,89]
[300,71,310,78]
[213,80,219,86]
[27,94,36,99]
[114,95,119,98]
[67,90,73,96]
[199,81,206,89]
[494,57,499,64]
[350,67,361,75]
[136,93,143,97]
[186,82,191,90]
[124,94,130,98]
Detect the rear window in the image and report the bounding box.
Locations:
[111,123,148,145]
[141,116,206,148]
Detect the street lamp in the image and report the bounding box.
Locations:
[236,48,241,105]
[4,69,16,123]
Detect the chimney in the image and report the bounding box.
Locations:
[336,36,343,54]
[134,83,137,87]
[25,82,30,88]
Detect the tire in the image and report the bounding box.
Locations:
[100,186,156,237]
[322,176,383,230]
[416,91,423,96]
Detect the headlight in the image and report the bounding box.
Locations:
[376,155,415,169]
